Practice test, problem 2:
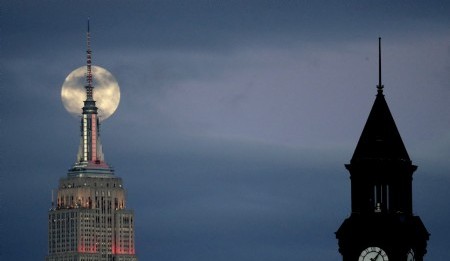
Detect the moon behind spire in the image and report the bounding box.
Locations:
[61,65,120,121]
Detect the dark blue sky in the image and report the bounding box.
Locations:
[2,1,450,260]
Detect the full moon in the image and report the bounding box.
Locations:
[61,65,120,121]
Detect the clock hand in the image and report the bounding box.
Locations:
[373,250,382,260]
[369,250,382,261]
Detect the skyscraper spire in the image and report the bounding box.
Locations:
[77,19,105,166]
[377,37,384,93]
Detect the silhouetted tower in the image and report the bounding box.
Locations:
[46,21,137,261]
[336,38,429,261]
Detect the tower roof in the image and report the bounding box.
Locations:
[351,38,410,163]
[351,90,410,163]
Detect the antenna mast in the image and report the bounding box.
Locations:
[377,37,384,93]
[86,18,93,100]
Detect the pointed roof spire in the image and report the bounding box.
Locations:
[350,38,410,163]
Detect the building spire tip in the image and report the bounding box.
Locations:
[377,37,384,93]
[85,19,93,99]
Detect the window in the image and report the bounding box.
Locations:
[373,184,389,212]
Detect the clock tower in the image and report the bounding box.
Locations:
[336,38,429,261]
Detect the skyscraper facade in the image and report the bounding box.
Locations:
[46,23,137,261]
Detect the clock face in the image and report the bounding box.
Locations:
[359,247,389,261]
[407,249,415,261]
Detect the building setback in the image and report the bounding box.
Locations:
[46,22,137,261]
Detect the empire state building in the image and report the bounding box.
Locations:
[46,23,137,261]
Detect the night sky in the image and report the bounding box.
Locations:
[2,1,450,260]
